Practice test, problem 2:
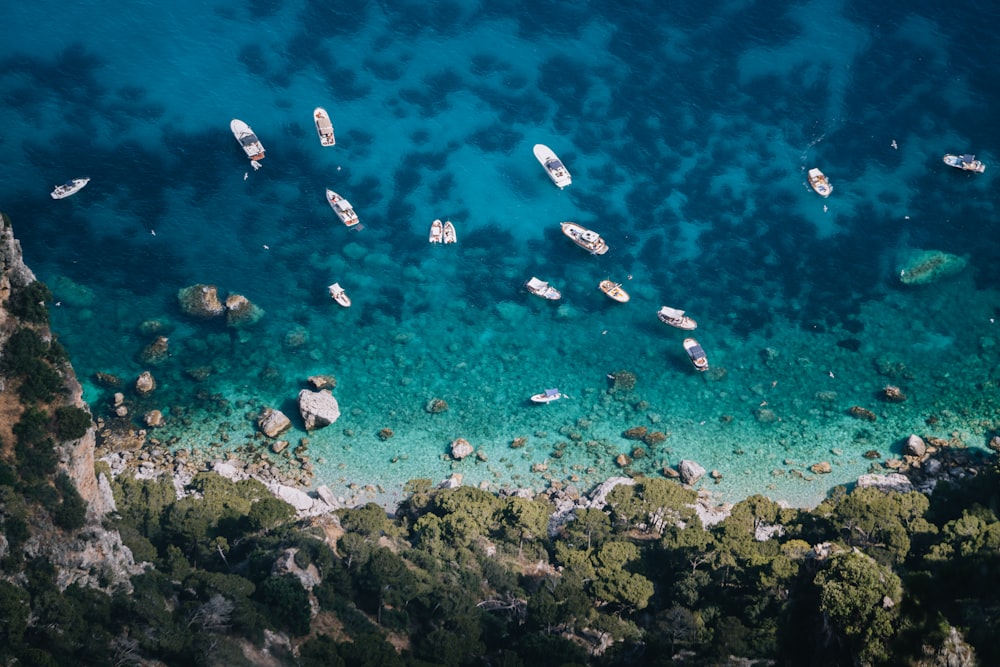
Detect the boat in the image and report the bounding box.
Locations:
[683,338,709,372]
[429,219,443,243]
[442,220,457,244]
[328,283,351,307]
[657,306,697,330]
[560,222,609,255]
[530,388,564,404]
[326,189,360,227]
[533,144,572,188]
[525,276,561,300]
[599,280,630,303]
[942,153,985,173]
[313,107,336,146]
[50,177,90,199]
[230,119,265,164]
[807,168,832,197]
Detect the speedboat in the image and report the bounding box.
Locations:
[657,306,697,330]
[442,220,457,244]
[525,276,561,300]
[328,283,351,307]
[530,388,564,404]
[314,107,336,146]
[429,219,443,243]
[326,189,360,227]
[807,168,832,197]
[683,338,709,372]
[231,119,265,164]
[943,153,985,173]
[50,177,90,199]
[561,222,609,255]
[533,144,572,188]
[599,280,630,303]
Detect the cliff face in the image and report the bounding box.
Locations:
[0,212,136,589]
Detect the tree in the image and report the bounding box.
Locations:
[338,502,389,537]
[254,574,311,636]
[497,497,550,558]
[246,496,295,533]
[815,550,901,665]
[562,508,611,551]
[54,405,93,441]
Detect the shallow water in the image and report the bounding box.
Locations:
[2,0,999,508]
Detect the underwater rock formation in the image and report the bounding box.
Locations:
[224,293,263,327]
[177,283,226,318]
[897,249,967,285]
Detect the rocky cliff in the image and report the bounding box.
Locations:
[0,212,137,589]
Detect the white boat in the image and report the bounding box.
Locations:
[942,153,985,173]
[442,220,457,244]
[326,189,360,227]
[231,119,265,164]
[328,283,351,307]
[313,107,336,146]
[429,219,443,243]
[807,168,832,197]
[530,388,564,404]
[561,222,608,255]
[50,177,90,199]
[657,306,697,330]
[683,338,709,372]
[525,276,561,300]
[533,144,572,188]
[599,280,630,303]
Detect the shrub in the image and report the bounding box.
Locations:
[52,474,87,531]
[54,406,92,441]
[5,281,52,325]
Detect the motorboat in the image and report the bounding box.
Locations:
[326,189,360,227]
[530,388,564,404]
[442,220,457,244]
[599,280,630,303]
[657,306,697,330]
[942,153,985,173]
[807,168,832,197]
[683,338,709,372]
[313,107,336,146]
[561,222,608,255]
[231,119,265,165]
[50,177,90,199]
[429,219,443,243]
[525,276,561,300]
[328,283,351,307]
[533,144,572,188]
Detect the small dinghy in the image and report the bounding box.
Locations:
[429,219,444,243]
[442,220,457,244]
[683,338,709,372]
[530,388,564,404]
[328,282,351,307]
[525,276,561,300]
[599,280,630,303]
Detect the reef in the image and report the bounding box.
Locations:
[897,249,968,285]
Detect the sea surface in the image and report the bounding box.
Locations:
[2,0,999,509]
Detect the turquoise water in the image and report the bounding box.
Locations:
[2,1,999,508]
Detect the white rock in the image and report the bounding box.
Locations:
[678,459,706,485]
[298,389,341,431]
[856,473,913,493]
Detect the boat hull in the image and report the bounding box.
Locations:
[231,119,265,161]
[561,222,609,255]
[328,284,351,307]
[314,107,336,146]
[51,177,90,199]
[533,143,572,188]
[525,277,561,300]
[658,307,697,330]
[530,390,563,403]
[807,168,832,197]
[599,280,630,303]
[429,219,443,243]
[442,220,457,244]
[943,154,985,173]
[326,190,360,227]
[683,338,709,372]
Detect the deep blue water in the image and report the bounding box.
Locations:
[2,0,999,507]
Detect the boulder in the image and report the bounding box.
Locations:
[905,434,927,457]
[257,408,292,438]
[135,371,156,396]
[450,438,474,460]
[857,473,913,494]
[177,284,225,318]
[298,389,341,431]
[678,459,706,485]
[143,410,164,428]
[224,293,263,327]
[139,336,169,365]
[438,473,463,489]
[810,461,832,474]
[307,375,337,390]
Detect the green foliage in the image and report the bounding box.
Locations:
[1,328,64,403]
[5,281,52,325]
[831,487,933,565]
[53,405,93,441]
[0,580,30,658]
[254,574,311,636]
[246,496,295,532]
[13,407,57,481]
[338,501,389,537]
[52,473,87,530]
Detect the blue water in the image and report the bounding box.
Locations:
[3,0,999,508]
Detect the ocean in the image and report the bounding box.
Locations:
[2,0,999,509]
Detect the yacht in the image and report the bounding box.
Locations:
[533,144,572,188]
[657,306,697,330]
[807,168,832,197]
[530,388,564,404]
[560,222,608,255]
[599,280,630,303]
[942,153,985,173]
[313,107,336,146]
[683,338,709,372]
[50,177,90,199]
[231,119,265,164]
[525,277,562,300]
[326,189,359,227]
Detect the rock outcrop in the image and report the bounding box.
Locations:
[135,371,156,396]
[177,283,226,318]
[897,249,968,285]
[225,293,263,327]
[257,408,292,438]
[298,389,341,431]
[679,459,706,485]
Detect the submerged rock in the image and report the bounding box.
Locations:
[450,438,474,460]
[897,249,967,285]
[258,408,292,438]
[135,371,156,396]
[177,284,226,318]
[139,336,169,365]
[678,459,706,485]
[224,293,263,327]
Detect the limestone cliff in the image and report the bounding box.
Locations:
[0,212,137,589]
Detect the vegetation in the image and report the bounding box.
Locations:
[5,280,53,325]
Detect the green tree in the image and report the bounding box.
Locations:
[0,580,30,659]
[815,550,901,665]
[246,496,295,533]
[562,508,611,551]
[53,405,93,441]
[339,502,389,537]
[254,574,311,636]
[6,281,53,324]
[832,487,934,565]
[497,497,550,558]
